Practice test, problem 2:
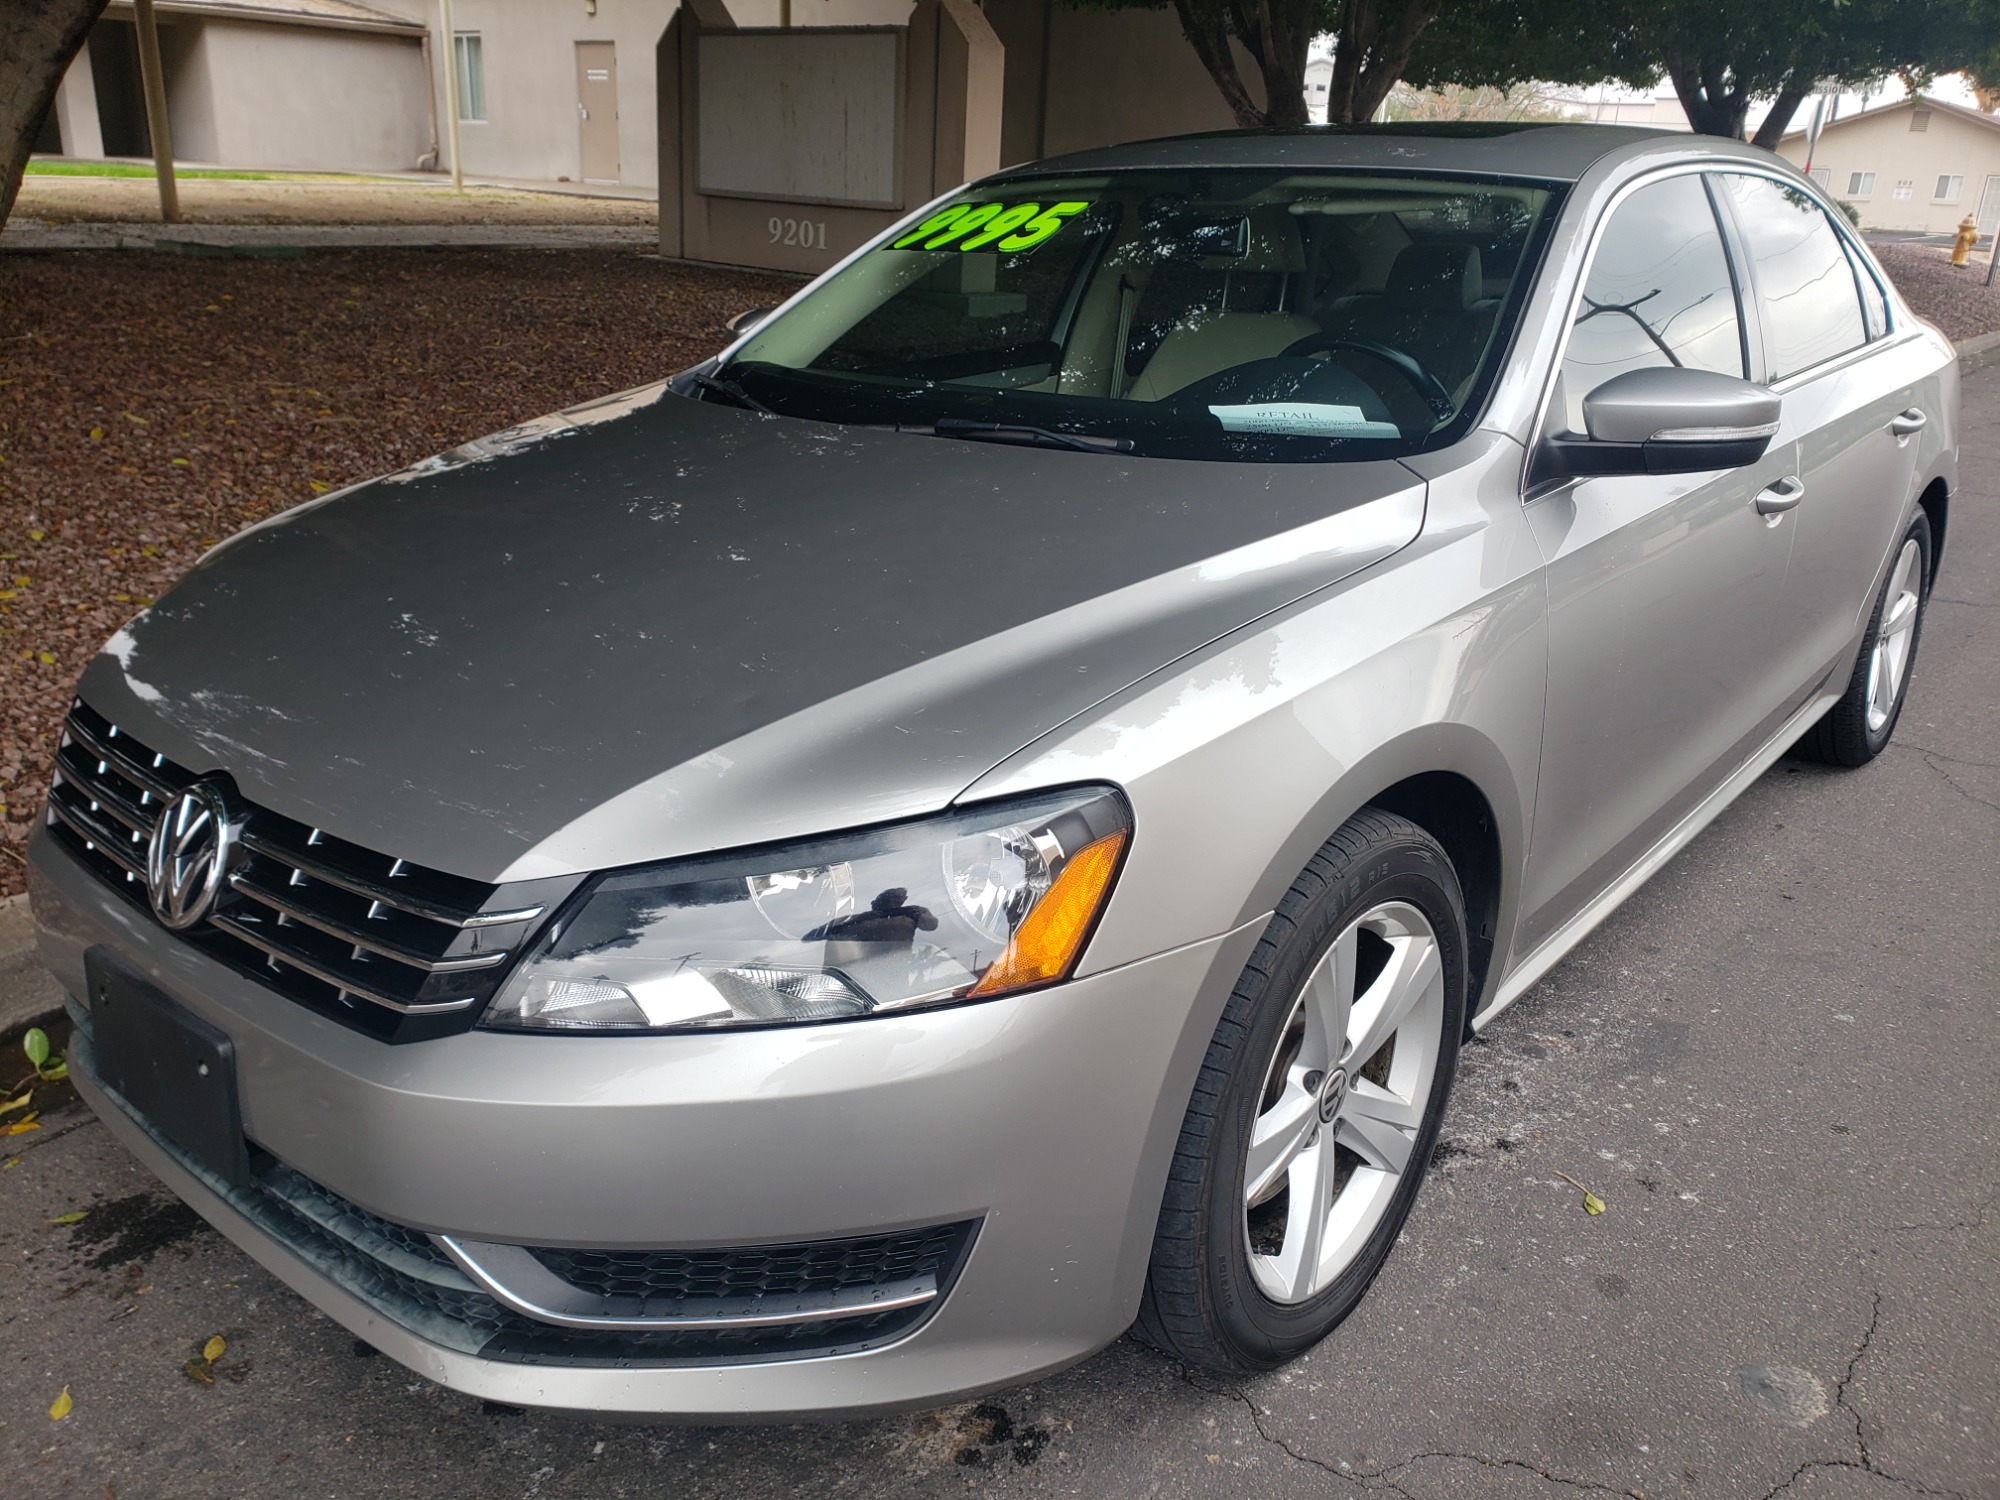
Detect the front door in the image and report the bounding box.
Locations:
[576,42,619,185]
[1519,172,1802,954]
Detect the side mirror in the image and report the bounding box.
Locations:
[726,306,776,337]
[1538,367,1780,481]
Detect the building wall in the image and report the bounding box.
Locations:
[1035,5,1244,159]
[1778,103,2000,234]
[372,0,672,188]
[183,21,432,171]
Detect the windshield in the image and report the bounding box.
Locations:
[719,168,1564,463]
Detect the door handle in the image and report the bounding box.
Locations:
[1754,476,1805,516]
[1889,408,1926,437]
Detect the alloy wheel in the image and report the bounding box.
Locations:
[1242,900,1445,1305]
[1865,538,1923,733]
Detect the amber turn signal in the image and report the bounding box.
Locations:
[967,829,1127,998]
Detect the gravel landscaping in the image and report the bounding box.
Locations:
[1872,242,2000,342]
[0,242,1992,898]
[0,249,796,895]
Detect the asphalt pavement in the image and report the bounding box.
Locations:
[3,372,1996,1500]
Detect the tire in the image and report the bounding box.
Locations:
[1794,512,1932,768]
[1136,808,1468,1372]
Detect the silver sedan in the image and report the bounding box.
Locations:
[31,123,1956,1417]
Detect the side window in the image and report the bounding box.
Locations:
[1840,238,1890,341]
[1559,175,1745,434]
[1716,174,1867,379]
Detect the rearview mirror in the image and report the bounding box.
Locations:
[1537,367,1780,482]
[727,306,776,337]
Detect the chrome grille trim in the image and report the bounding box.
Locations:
[63,713,185,801]
[209,913,477,1014]
[45,700,567,1038]
[236,830,542,930]
[438,1236,942,1332]
[46,794,147,879]
[226,870,511,973]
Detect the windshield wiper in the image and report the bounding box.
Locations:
[690,372,777,416]
[931,418,1133,454]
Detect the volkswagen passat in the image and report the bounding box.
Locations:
[32,124,1956,1417]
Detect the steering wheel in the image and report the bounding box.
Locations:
[1278,334,1457,423]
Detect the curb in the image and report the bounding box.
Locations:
[0,893,63,1048]
[1958,329,2000,376]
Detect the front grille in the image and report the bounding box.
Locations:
[46,699,577,1042]
[530,1224,976,1307]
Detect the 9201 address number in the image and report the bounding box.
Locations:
[770,217,829,249]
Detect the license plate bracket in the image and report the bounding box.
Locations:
[86,946,251,1188]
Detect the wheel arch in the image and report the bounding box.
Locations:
[1237,723,1529,1028]
[1915,474,1949,588]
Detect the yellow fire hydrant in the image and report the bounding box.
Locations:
[1950,215,1979,266]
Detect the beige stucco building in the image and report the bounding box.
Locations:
[1778,94,2000,236]
[44,0,435,174]
[35,0,1252,270]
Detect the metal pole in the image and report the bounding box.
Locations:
[438,0,464,192]
[1985,220,1998,288]
[131,0,179,223]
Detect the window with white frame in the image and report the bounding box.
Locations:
[454,33,486,122]
[1848,171,1875,197]
[1910,108,1931,132]
[1935,174,1964,202]
[1809,167,1832,189]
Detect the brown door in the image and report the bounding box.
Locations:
[575,42,619,184]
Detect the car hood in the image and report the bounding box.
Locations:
[78,385,1425,883]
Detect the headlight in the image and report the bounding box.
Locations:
[483,787,1130,1033]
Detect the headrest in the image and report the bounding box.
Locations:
[1217,206,1307,275]
[1386,243,1483,307]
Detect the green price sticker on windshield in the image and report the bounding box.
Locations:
[889,200,1091,254]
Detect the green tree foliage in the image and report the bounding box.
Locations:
[1065,0,1450,128]
[1408,0,2000,145]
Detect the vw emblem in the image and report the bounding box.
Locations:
[1316,1065,1348,1124]
[146,782,234,930]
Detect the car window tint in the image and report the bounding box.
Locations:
[1559,174,1744,434]
[1717,174,1867,378]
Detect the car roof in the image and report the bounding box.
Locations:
[1005,122,1780,185]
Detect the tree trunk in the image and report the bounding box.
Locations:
[1749,82,1811,151]
[1,0,106,231]
[1665,56,1752,139]
[1328,0,1440,123]
[1175,0,1442,130]
[1171,0,1266,127]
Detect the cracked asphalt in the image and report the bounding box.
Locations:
[4,370,1996,1499]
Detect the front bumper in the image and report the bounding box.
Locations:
[33,828,1262,1419]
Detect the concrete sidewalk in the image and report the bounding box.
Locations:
[0,222,657,253]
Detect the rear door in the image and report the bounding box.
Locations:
[1518,171,1801,954]
[1711,172,1924,697]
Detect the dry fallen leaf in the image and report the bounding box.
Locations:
[4,1113,41,1135]
[49,1386,73,1420]
[50,1209,89,1225]
[1553,1169,1607,1216]
[203,1335,227,1363]
[182,1359,215,1385]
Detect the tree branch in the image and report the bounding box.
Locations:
[1170,0,1265,126]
